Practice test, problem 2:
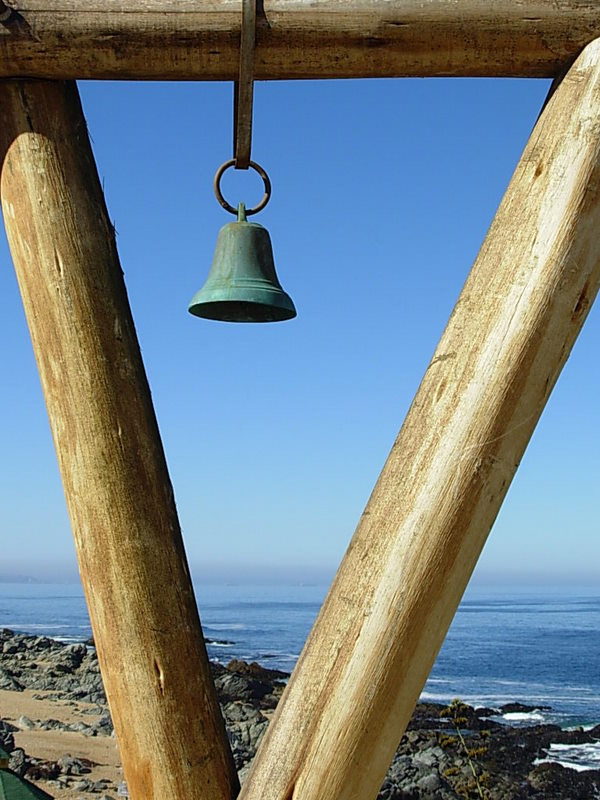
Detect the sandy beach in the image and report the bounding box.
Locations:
[0,688,122,798]
[2,626,600,799]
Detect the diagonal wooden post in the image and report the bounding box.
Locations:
[240,39,600,800]
[0,80,239,800]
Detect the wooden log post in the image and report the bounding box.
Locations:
[239,38,600,800]
[0,80,239,800]
[0,0,599,81]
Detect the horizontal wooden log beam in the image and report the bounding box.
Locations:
[0,1,598,80]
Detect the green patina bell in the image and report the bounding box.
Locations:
[189,203,296,323]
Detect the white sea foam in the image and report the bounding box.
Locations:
[419,691,501,706]
[534,741,600,772]
[55,636,85,644]
[419,691,455,703]
[1,623,71,630]
[206,623,248,631]
[494,679,532,687]
[502,711,546,724]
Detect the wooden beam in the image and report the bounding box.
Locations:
[0,79,239,800]
[239,36,600,800]
[0,1,598,80]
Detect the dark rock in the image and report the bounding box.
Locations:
[222,702,269,769]
[475,706,499,718]
[57,754,93,775]
[69,777,95,791]
[226,659,289,683]
[8,748,27,776]
[500,702,552,714]
[215,670,272,705]
[0,667,24,691]
[25,760,61,780]
[0,719,16,751]
[528,762,600,799]
[31,636,53,650]
[93,713,114,736]
[62,643,87,666]
[405,701,499,732]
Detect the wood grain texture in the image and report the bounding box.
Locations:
[0,79,238,800]
[239,37,600,800]
[0,0,598,79]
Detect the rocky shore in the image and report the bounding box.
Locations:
[1,627,599,799]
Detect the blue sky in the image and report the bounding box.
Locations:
[1,78,598,585]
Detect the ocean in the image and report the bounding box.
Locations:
[1,581,599,770]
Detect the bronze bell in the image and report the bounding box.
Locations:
[189,203,296,323]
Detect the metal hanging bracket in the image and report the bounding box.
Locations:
[213,0,272,216]
[234,0,256,170]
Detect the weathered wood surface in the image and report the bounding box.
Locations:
[239,37,600,800]
[0,0,598,80]
[0,79,238,800]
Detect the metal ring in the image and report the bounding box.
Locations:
[213,159,271,216]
